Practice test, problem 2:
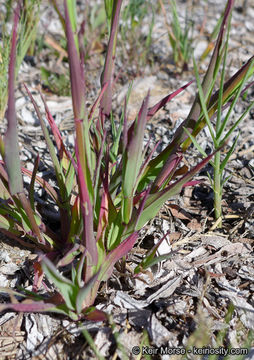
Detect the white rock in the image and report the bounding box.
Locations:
[21,107,39,126]
[193,40,208,59]
[16,97,26,110]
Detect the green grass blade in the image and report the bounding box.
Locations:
[42,256,78,312]
[216,16,231,139]
[217,59,254,139]
[66,0,79,53]
[220,100,254,145]
[183,127,208,159]
[76,272,99,314]
[81,327,105,360]
[193,57,217,144]
[220,133,239,173]
[122,93,149,223]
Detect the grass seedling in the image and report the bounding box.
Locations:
[119,0,155,71]
[159,0,194,71]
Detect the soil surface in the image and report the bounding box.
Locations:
[0,1,254,359]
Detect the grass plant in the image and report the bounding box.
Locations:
[119,0,155,69]
[184,34,254,226]
[0,0,253,327]
[183,303,252,360]
[159,0,194,71]
[40,66,71,96]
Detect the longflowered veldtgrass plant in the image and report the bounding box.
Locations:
[0,0,253,321]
